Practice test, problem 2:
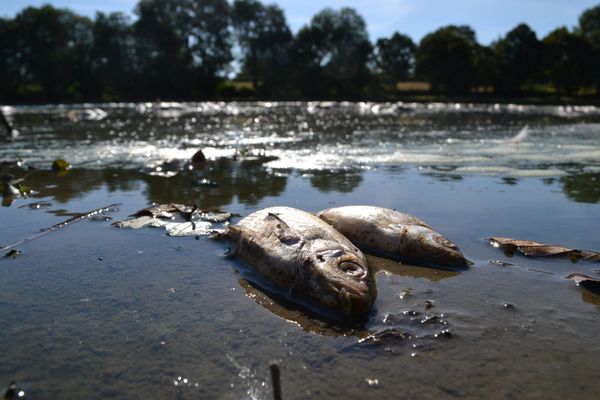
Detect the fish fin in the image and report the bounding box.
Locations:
[266,212,302,245]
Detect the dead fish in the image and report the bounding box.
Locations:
[222,206,376,319]
[317,205,470,269]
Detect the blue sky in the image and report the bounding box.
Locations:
[2,0,599,44]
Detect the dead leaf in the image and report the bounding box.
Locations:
[489,237,600,263]
[133,203,189,219]
[566,273,600,295]
[113,216,164,230]
[165,221,213,236]
[133,203,231,222]
[114,203,232,237]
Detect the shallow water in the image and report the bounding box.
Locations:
[1,102,600,399]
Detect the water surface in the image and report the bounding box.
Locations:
[1,102,600,399]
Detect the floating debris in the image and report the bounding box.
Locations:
[434,329,452,339]
[88,213,113,222]
[140,150,208,177]
[51,159,71,171]
[113,215,212,236]
[3,380,25,399]
[365,378,379,387]
[18,201,52,209]
[358,328,411,345]
[489,237,600,262]
[4,249,22,259]
[134,203,233,223]
[140,159,182,178]
[114,203,232,237]
[65,107,107,122]
[0,174,31,201]
[197,178,218,187]
[2,203,119,253]
[48,204,120,230]
[191,149,206,164]
[489,259,514,267]
[164,221,213,237]
[566,273,600,295]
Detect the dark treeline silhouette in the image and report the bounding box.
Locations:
[1,1,600,103]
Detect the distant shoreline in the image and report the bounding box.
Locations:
[4,95,600,107]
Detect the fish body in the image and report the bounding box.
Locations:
[224,207,376,319]
[317,205,469,269]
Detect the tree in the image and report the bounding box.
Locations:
[293,7,372,99]
[232,0,292,97]
[542,27,594,94]
[492,24,540,94]
[133,0,193,99]
[578,4,600,93]
[374,32,415,83]
[92,12,136,100]
[11,5,94,101]
[416,25,478,94]
[182,0,233,98]
[0,18,19,101]
[578,4,600,43]
[232,0,263,90]
[473,44,496,91]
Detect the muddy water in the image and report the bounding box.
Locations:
[1,102,600,399]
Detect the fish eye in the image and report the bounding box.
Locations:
[339,262,366,277]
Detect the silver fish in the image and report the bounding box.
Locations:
[223,206,376,319]
[317,205,470,269]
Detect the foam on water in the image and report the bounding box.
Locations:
[2,102,600,177]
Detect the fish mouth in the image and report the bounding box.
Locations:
[311,245,374,318]
[328,278,373,319]
[426,235,470,268]
[337,285,373,319]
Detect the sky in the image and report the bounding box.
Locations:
[2,0,599,44]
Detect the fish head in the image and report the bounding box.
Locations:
[300,240,375,320]
[419,230,470,268]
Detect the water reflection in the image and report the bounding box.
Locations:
[142,158,287,207]
[309,170,363,193]
[0,158,288,209]
[3,101,600,209]
[581,290,600,309]
[366,255,460,282]
[235,254,459,338]
[561,173,600,204]
[3,162,600,213]
[238,278,365,337]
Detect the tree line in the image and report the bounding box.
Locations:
[1,0,600,103]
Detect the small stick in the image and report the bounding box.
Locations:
[270,362,282,400]
[2,203,120,252]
